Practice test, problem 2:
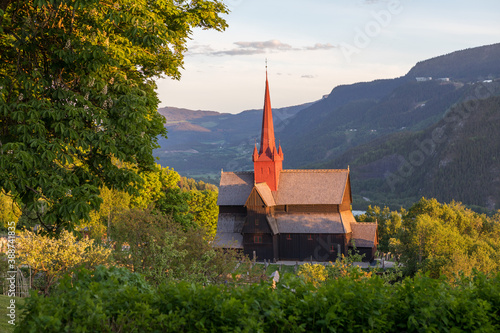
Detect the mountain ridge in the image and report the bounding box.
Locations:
[154,43,500,211]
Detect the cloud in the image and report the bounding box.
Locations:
[305,43,337,50]
[212,49,266,56]
[212,39,294,56]
[234,40,293,50]
[301,75,315,79]
[192,40,338,57]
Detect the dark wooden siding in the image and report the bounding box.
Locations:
[279,234,347,261]
[243,233,274,261]
[350,246,376,262]
[246,189,265,210]
[219,206,247,214]
[242,213,272,234]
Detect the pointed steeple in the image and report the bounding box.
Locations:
[253,66,283,191]
[259,70,276,157]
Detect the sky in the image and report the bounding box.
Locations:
[156,0,500,114]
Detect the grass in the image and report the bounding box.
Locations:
[0,295,25,333]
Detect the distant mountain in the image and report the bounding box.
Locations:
[154,102,314,183]
[317,91,500,212]
[407,43,500,81]
[154,43,500,211]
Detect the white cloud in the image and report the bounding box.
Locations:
[192,40,338,57]
[305,43,338,50]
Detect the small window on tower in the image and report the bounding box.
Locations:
[286,234,292,240]
[307,234,313,241]
[255,218,259,226]
[330,245,335,253]
[254,235,263,244]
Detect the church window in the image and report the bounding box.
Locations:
[286,234,292,240]
[330,245,335,253]
[254,235,263,244]
[307,234,313,241]
[255,218,259,226]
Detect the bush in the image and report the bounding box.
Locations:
[16,266,500,332]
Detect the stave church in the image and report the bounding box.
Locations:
[214,72,377,262]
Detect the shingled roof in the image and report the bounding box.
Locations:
[214,214,245,248]
[350,222,378,248]
[217,172,254,206]
[275,170,349,205]
[275,213,347,234]
[254,183,276,206]
[340,211,355,233]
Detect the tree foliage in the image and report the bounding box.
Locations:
[0,189,21,228]
[111,209,241,285]
[0,0,227,232]
[16,265,500,332]
[16,229,111,294]
[391,198,500,279]
[357,205,403,252]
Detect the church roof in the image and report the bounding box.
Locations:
[213,213,245,249]
[350,222,378,248]
[266,216,279,235]
[217,172,254,206]
[218,169,350,206]
[259,71,276,157]
[275,213,346,234]
[340,211,355,233]
[254,182,276,206]
[275,170,349,205]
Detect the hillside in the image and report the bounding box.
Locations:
[154,102,313,182]
[318,89,500,211]
[155,43,500,211]
[407,43,500,81]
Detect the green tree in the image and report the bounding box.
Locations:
[81,185,131,240]
[391,198,500,279]
[16,229,111,295]
[187,189,219,239]
[0,189,21,228]
[0,0,227,233]
[112,209,242,285]
[357,205,403,252]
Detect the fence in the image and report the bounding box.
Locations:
[2,266,31,298]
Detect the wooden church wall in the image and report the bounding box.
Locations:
[219,206,247,214]
[242,214,272,234]
[246,190,268,214]
[278,234,347,261]
[340,178,352,212]
[243,233,274,261]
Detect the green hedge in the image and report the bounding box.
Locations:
[17,266,500,332]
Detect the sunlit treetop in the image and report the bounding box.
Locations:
[0,0,228,232]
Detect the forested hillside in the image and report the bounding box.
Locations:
[320,92,500,211]
[155,43,500,212]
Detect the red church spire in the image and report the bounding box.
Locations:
[259,71,276,157]
[253,66,283,191]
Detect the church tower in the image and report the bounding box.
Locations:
[253,71,283,191]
